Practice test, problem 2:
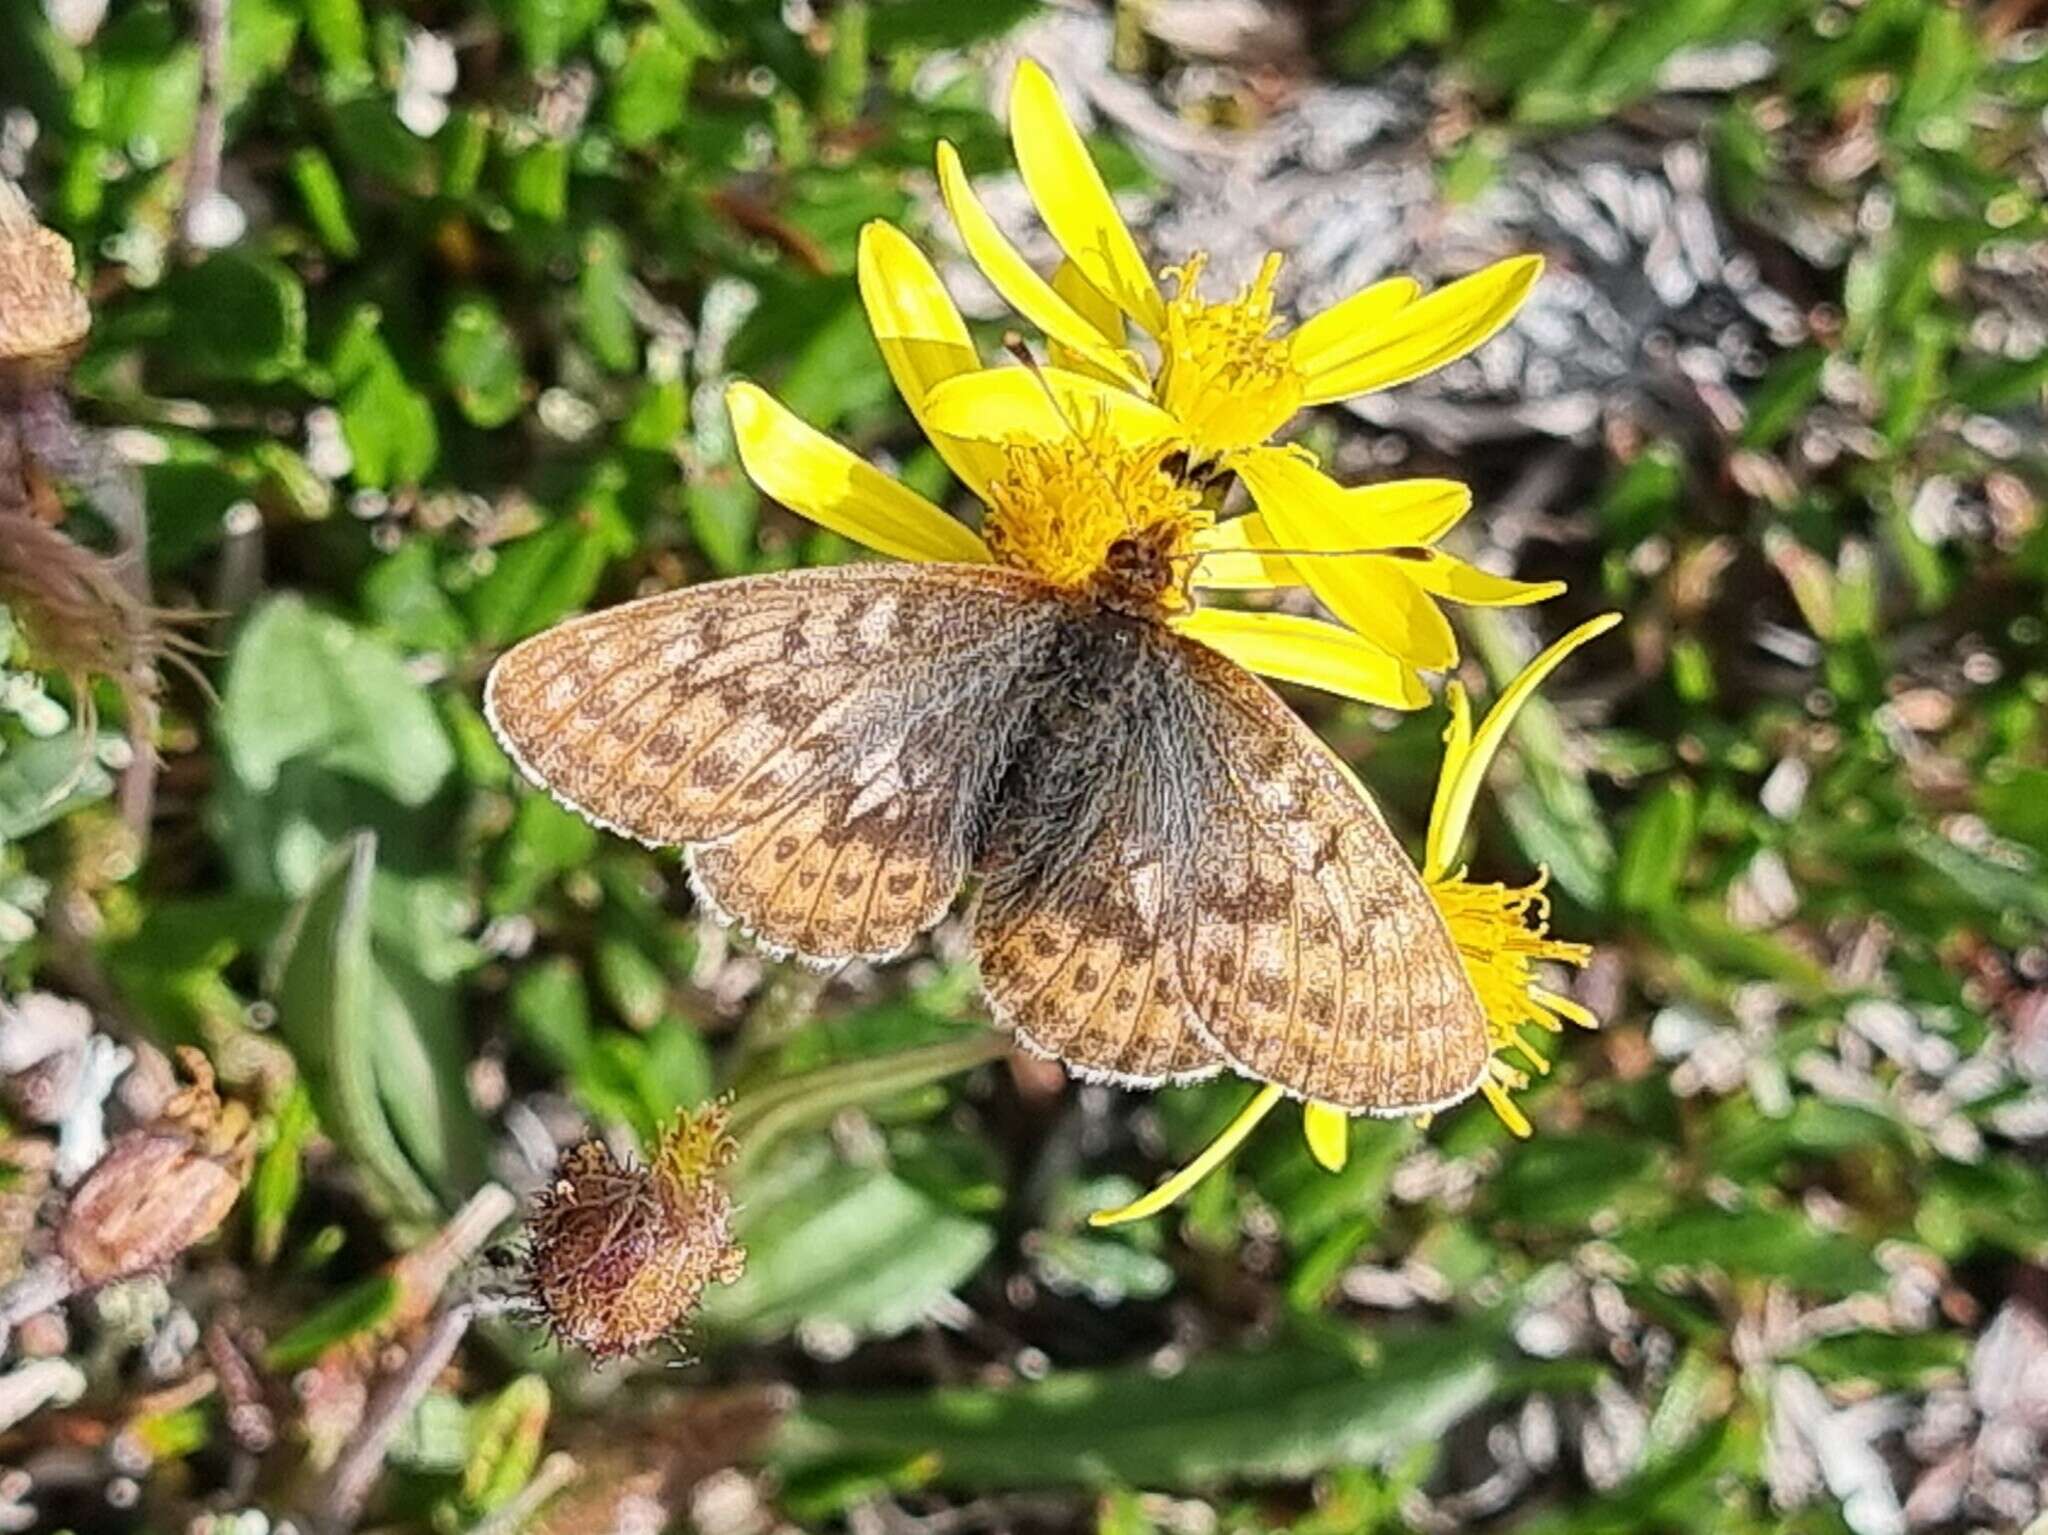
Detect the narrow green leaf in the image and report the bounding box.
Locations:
[775,1324,1505,1489]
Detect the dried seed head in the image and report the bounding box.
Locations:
[523,1102,746,1361]
[55,1047,254,1287]
[0,183,90,393]
[0,512,209,759]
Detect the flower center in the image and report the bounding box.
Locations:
[982,423,1208,612]
[1156,251,1306,456]
[1429,869,1596,1136]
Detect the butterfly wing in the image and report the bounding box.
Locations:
[972,665,1224,1086]
[1175,635,1488,1114]
[484,563,1067,963]
[971,620,1485,1112]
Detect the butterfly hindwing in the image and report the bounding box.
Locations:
[484,563,1065,963]
[970,616,1485,1113]
[972,657,1223,1086]
[1173,635,1489,1114]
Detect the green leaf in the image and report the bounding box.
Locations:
[148,252,307,384]
[0,733,115,842]
[291,147,360,257]
[576,225,639,371]
[610,24,698,147]
[218,596,454,807]
[439,296,526,429]
[774,1323,1505,1490]
[1615,1206,1884,1294]
[265,1273,403,1370]
[704,1144,994,1341]
[1614,780,1697,915]
[465,497,632,645]
[463,1376,551,1514]
[302,0,369,76]
[1486,1133,1667,1230]
[492,0,609,67]
[266,833,469,1227]
[89,5,201,164]
[363,541,470,654]
[250,1082,316,1265]
[334,331,440,489]
[685,474,758,577]
[868,0,1037,49]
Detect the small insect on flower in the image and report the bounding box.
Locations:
[57,1047,255,1286]
[522,1102,746,1361]
[489,258,1503,1119]
[918,60,1559,680]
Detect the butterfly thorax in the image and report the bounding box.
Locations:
[982,430,1205,621]
[1087,523,1191,620]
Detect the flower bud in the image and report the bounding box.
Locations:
[0,183,90,396]
[55,1048,253,1287]
[523,1102,746,1360]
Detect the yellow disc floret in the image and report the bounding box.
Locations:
[982,419,1209,611]
[1429,869,1596,1137]
[1156,252,1306,457]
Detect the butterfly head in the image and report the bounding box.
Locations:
[982,427,1206,622]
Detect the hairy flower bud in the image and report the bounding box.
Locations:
[55,1048,253,1287]
[0,183,90,395]
[523,1102,746,1360]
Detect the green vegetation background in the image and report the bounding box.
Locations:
[1,0,2044,1530]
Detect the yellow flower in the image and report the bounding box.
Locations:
[1090,613,1619,1228]
[722,219,1431,711]
[915,59,1556,675]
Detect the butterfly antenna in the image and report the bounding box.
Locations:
[1001,333,1140,536]
[1183,541,1436,573]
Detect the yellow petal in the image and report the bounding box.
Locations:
[1287,275,1420,377]
[922,364,1180,448]
[934,140,1150,393]
[1048,259,1131,383]
[1232,449,1458,670]
[1401,552,1566,608]
[1176,607,1430,710]
[1424,681,1475,883]
[1530,985,1599,1030]
[1089,1083,1285,1228]
[1010,59,1167,335]
[857,221,1006,505]
[1480,1078,1535,1138]
[1299,255,1543,403]
[725,381,990,565]
[1425,612,1621,875]
[1233,456,1475,551]
[1302,1103,1350,1172]
[1190,515,1301,589]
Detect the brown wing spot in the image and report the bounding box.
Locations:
[1244,970,1288,1008]
[691,751,741,790]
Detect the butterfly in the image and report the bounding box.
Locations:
[484,534,1491,1118]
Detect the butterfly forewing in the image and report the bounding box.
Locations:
[484,563,1066,963]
